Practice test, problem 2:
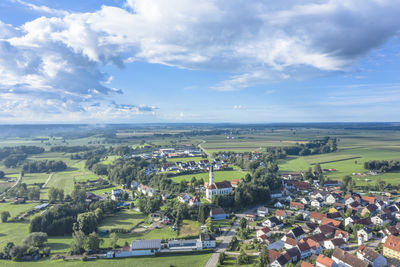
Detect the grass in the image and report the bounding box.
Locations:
[1,253,212,267]
[0,202,37,218]
[178,220,201,237]
[171,169,247,183]
[0,220,31,247]
[166,157,205,163]
[98,209,146,231]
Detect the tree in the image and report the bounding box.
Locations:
[70,231,86,254]
[74,212,98,235]
[237,248,249,265]
[205,217,214,233]
[352,224,363,235]
[110,232,119,249]
[1,211,11,223]
[48,187,58,203]
[259,247,269,267]
[198,205,205,224]
[239,217,247,229]
[0,170,4,178]
[314,163,322,174]
[23,232,48,248]
[218,252,225,265]
[86,232,103,251]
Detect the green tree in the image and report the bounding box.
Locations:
[110,232,119,249]
[206,217,214,233]
[74,212,98,235]
[0,170,5,178]
[86,232,103,251]
[70,231,86,254]
[218,252,225,265]
[198,205,205,224]
[1,211,11,222]
[48,187,58,203]
[23,232,48,248]
[237,248,249,265]
[259,247,269,267]
[239,217,247,229]
[314,163,322,174]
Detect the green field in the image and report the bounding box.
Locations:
[171,169,247,183]
[2,253,211,267]
[166,157,204,163]
[99,209,146,231]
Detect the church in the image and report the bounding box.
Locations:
[206,165,233,199]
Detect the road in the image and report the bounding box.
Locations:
[204,216,240,267]
[198,140,211,158]
[0,172,22,197]
[42,173,54,188]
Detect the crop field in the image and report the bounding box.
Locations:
[171,169,247,183]
[2,253,212,267]
[278,130,400,185]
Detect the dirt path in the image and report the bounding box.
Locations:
[199,140,211,159]
[0,173,22,197]
[42,173,54,189]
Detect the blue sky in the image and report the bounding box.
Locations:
[0,0,400,123]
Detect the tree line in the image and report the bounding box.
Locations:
[364,160,400,173]
[22,160,67,173]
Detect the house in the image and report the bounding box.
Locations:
[376,195,391,206]
[321,218,341,228]
[334,229,350,242]
[356,245,387,267]
[305,238,323,255]
[160,191,170,200]
[111,189,123,201]
[345,215,360,227]
[188,196,200,206]
[303,222,318,233]
[286,247,301,262]
[271,252,291,267]
[361,195,376,205]
[301,197,310,205]
[362,203,378,216]
[383,235,400,261]
[322,180,341,187]
[357,227,373,242]
[311,199,324,209]
[200,233,216,248]
[210,208,227,220]
[284,236,299,249]
[130,239,161,256]
[297,242,311,259]
[323,238,346,249]
[310,212,327,224]
[314,224,336,238]
[381,226,400,241]
[316,254,337,267]
[289,227,306,240]
[263,217,283,228]
[257,227,271,238]
[257,206,269,217]
[326,193,342,205]
[354,217,373,227]
[178,193,191,203]
[301,262,315,267]
[271,190,283,199]
[372,213,393,226]
[206,166,233,199]
[274,201,285,209]
[332,248,368,267]
[290,202,305,210]
[276,209,287,220]
[268,250,281,263]
[327,212,342,221]
[230,179,242,188]
[130,180,139,189]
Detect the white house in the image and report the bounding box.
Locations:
[357,227,373,242]
[323,238,346,250]
[111,189,123,201]
[199,234,216,248]
[372,214,392,226]
[178,193,191,203]
[274,201,285,209]
[311,199,324,209]
[257,206,269,217]
[262,217,283,228]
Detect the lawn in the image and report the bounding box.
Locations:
[171,169,247,183]
[0,202,37,218]
[98,209,146,231]
[178,220,201,237]
[0,220,31,247]
[1,253,211,267]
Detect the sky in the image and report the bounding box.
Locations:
[0,0,400,123]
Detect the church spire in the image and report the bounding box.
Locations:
[209,164,214,185]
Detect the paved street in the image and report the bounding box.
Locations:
[204,216,240,267]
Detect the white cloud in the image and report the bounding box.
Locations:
[1,0,400,120]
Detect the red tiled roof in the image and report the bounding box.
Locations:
[310,212,327,221]
[384,235,400,252]
[276,209,286,217]
[316,254,334,267]
[290,201,305,209]
[321,217,341,227]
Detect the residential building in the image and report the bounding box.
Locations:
[200,233,216,248]
[356,245,387,267]
[316,254,337,267]
[257,206,269,217]
[332,248,368,267]
[210,208,227,220]
[323,238,346,250]
[276,209,287,220]
[357,227,373,242]
[130,239,161,256]
[383,235,400,261]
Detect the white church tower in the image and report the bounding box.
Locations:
[209,165,214,185]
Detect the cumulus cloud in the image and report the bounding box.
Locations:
[1,0,400,120]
